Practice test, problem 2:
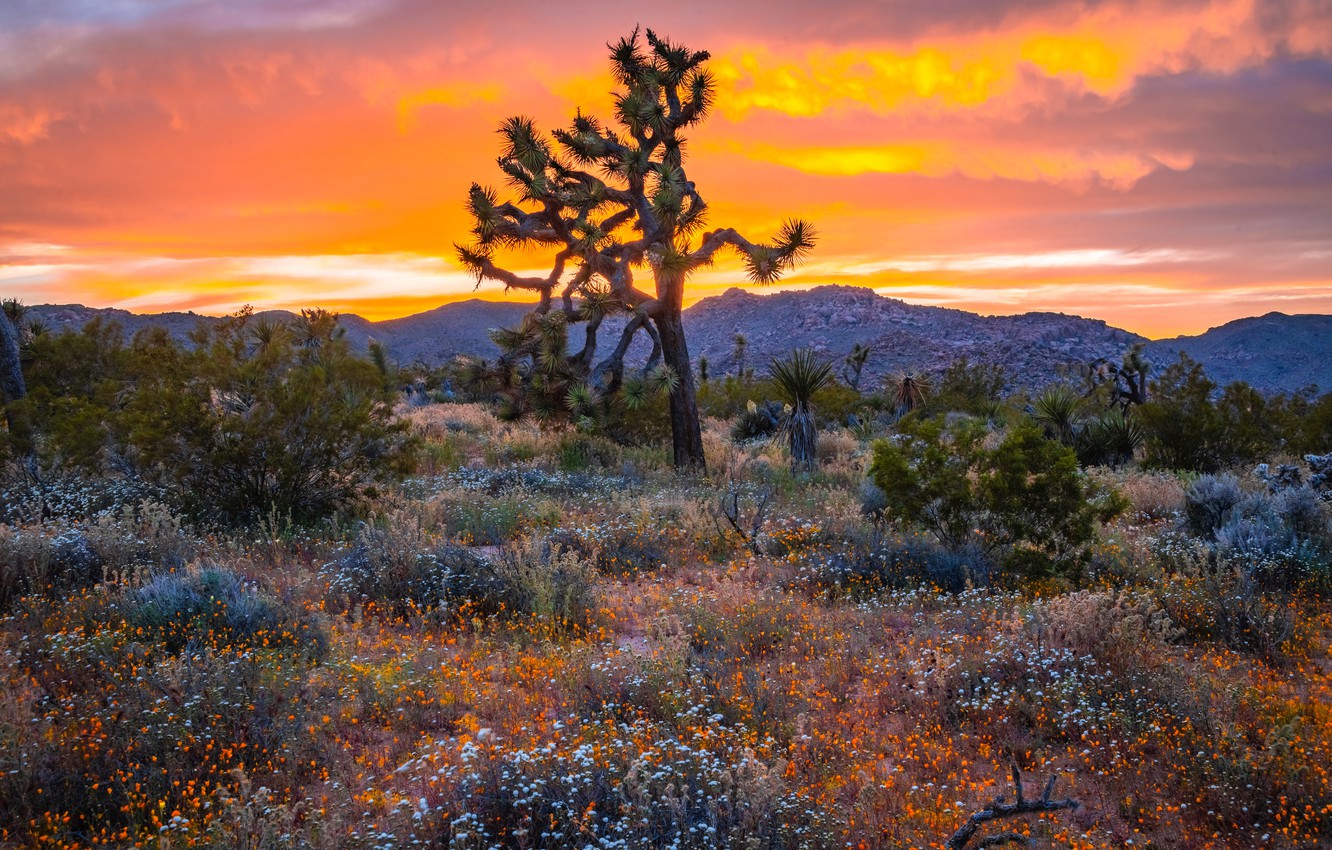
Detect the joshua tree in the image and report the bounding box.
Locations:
[732,333,749,379]
[842,342,871,391]
[456,28,816,470]
[0,300,29,441]
[770,349,833,472]
[1088,342,1150,411]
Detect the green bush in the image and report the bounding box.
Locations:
[868,415,1124,580]
[20,311,415,524]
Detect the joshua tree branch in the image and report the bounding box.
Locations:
[589,312,650,390]
[687,227,762,267]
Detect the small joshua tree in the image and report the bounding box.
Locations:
[456,28,816,470]
[842,342,871,391]
[770,349,834,472]
[1088,342,1150,411]
[732,333,749,380]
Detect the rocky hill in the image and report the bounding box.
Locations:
[26,286,1331,393]
[1145,312,1332,394]
[680,286,1144,391]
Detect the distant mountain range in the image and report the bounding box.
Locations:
[27,285,1332,393]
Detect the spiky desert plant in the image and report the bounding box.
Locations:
[770,349,834,472]
[1032,384,1084,447]
[1076,408,1145,467]
[889,371,929,420]
[455,27,816,470]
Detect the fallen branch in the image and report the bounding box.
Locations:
[716,483,771,556]
[945,766,1080,850]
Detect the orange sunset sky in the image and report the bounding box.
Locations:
[2,0,1331,338]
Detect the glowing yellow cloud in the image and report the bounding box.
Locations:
[732,140,1188,189]
[707,0,1330,119]
[396,82,504,131]
[712,47,1007,118]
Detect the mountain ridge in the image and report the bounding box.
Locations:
[26,286,1332,393]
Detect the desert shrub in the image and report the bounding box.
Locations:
[857,478,888,520]
[0,501,194,611]
[555,431,622,471]
[1181,485,1332,593]
[549,517,672,577]
[1138,353,1223,472]
[428,490,560,544]
[124,567,326,658]
[477,539,598,633]
[81,500,193,573]
[869,416,1123,580]
[698,374,771,420]
[1153,560,1304,663]
[325,530,596,632]
[0,524,103,610]
[1112,469,1186,520]
[408,721,832,850]
[1182,473,1243,537]
[325,516,455,616]
[797,531,987,597]
[815,427,858,463]
[1017,590,1182,665]
[1274,485,1328,537]
[20,314,416,525]
[914,357,1010,418]
[418,436,466,473]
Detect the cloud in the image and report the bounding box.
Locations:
[0,0,1330,335]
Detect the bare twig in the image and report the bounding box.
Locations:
[945,766,1080,850]
[717,483,771,556]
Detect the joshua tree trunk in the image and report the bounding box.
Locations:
[0,311,29,443]
[654,297,706,472]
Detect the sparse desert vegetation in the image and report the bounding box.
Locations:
[2,304,1332,849]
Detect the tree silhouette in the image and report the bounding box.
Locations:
[455,27,816,470]
[842,342,871,391]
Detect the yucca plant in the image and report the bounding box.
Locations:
[1076,408,1144,467]
[1032,384,1084,447]
[887,371,929,421]
[770,349,834,472]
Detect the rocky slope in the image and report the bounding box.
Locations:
[1146,312,1332,394]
